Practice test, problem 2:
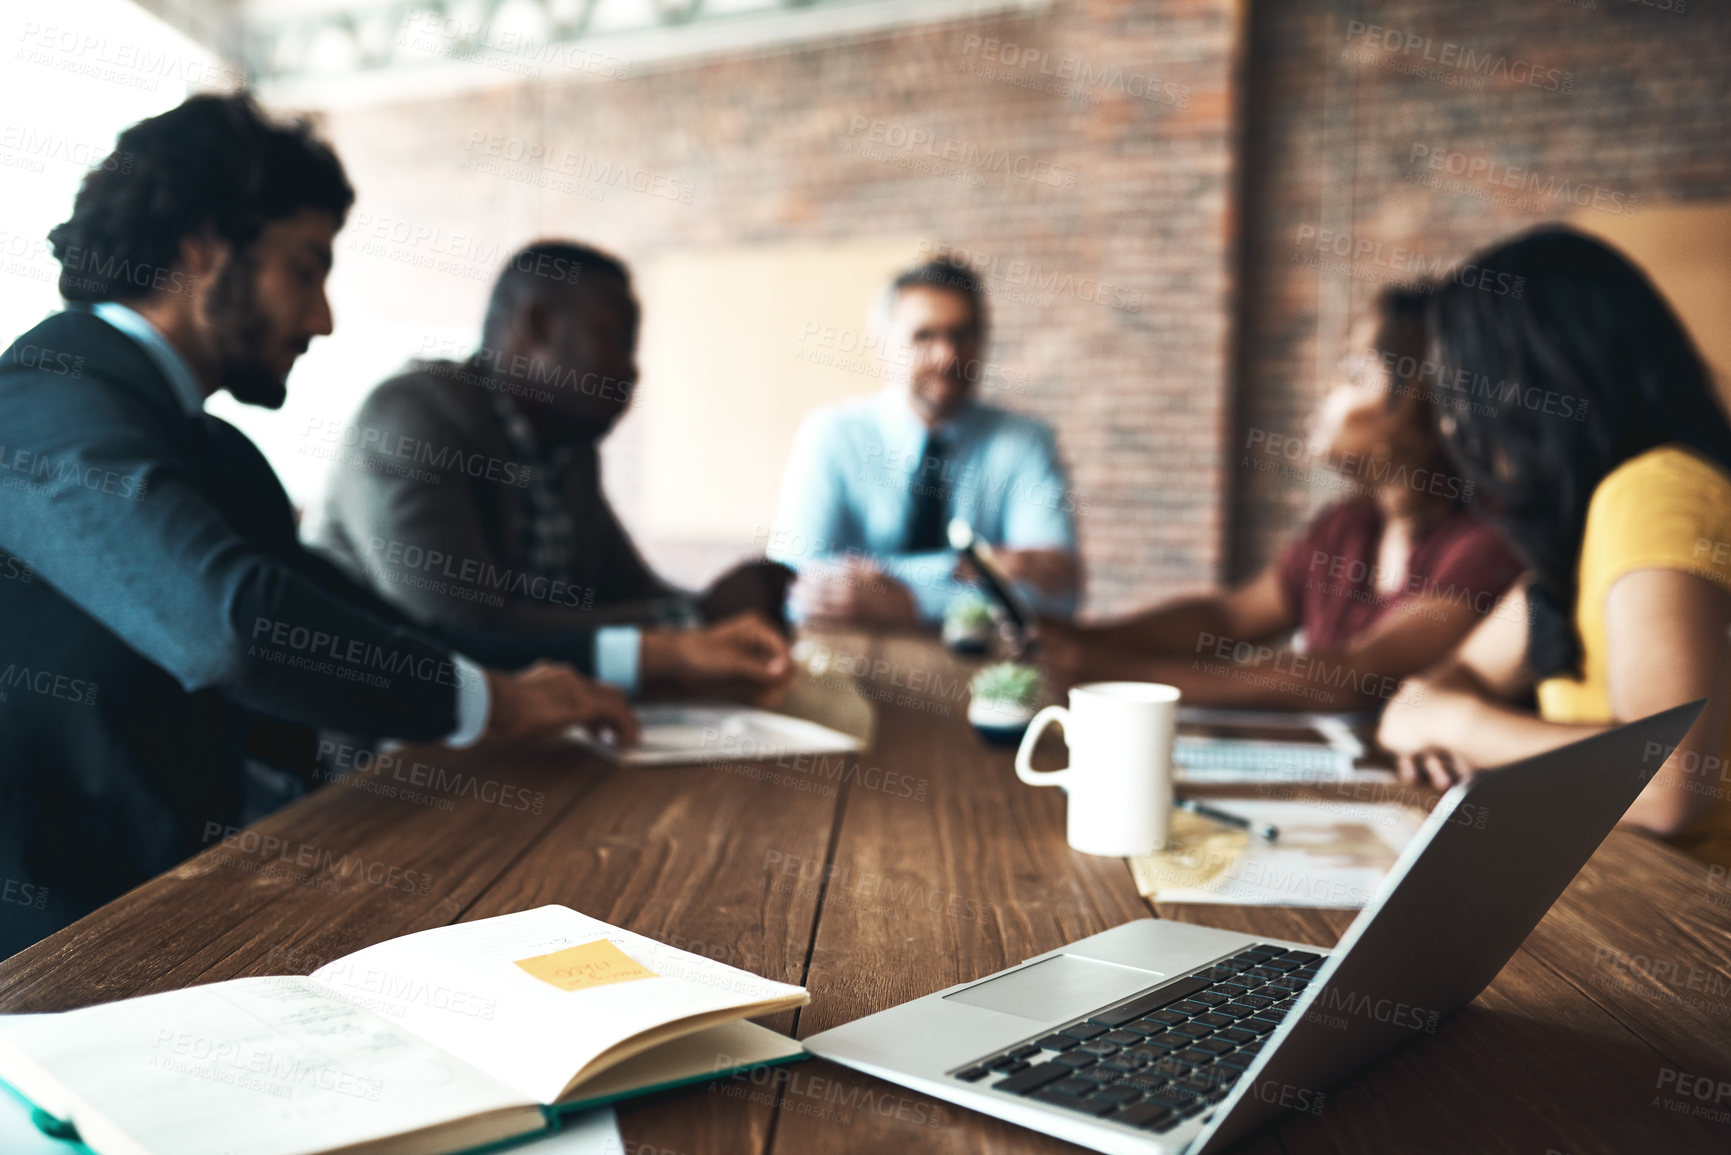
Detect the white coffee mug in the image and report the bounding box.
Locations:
[1014,682,1179,856]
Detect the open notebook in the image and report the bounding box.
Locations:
[569,703,863,767]
[0,906,808,1155]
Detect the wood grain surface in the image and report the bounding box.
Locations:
[2,629,1727,1154]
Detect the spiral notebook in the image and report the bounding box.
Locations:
[1174,707,1392,783]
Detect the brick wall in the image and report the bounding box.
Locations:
[1231,0,1731,578]
[314,0,1240,616]
[310,0,1731,613]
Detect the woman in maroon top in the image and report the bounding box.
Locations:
[1039,284,1522,711]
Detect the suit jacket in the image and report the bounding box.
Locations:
[311,360,684,635]
[0,312,595,958]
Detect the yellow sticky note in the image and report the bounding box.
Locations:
[514,939,658,992]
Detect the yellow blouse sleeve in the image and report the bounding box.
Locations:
[1579,446,1731,601]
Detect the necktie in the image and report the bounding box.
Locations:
[904,432,952,552]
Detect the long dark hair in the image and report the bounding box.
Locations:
[1427,225,1731,680]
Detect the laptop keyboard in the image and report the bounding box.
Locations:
[950,943,1324,1135]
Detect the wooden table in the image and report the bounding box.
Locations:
[3,632,1729,1154]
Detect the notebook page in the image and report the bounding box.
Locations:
[0,976,538,1155]
[311,906,807,1104]
[555,1020,803,1111]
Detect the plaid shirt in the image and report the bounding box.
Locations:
[490,393,575,583]
[488,391,700,631]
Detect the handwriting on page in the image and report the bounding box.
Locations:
[514,939,658,992]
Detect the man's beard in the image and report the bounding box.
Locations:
[205,248,288,409]
[913,370,969,420]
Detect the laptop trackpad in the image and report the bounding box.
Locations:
[944,954,1166,1022]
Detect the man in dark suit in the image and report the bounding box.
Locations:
[0,94,640,959]
[311,240,795,699]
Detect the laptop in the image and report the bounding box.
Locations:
[804,701,1703,1153]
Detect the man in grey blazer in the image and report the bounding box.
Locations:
[312,241,794,701]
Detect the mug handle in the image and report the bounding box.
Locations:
[1015,705,1072,789]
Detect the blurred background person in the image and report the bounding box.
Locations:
[769,258,1079,626]
[1378,227,1731,868]
[1038,283,1522,711]
[312,240,793,703]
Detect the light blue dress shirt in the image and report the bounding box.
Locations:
[89,302,500,744]
[771,389,1079,622]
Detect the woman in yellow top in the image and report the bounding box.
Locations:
[1378,225,1731,869]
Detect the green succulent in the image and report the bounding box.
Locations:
[945,594,995,631]
[971,661,1043,707]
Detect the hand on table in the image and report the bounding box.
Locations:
[699,560,796,636]
[986,547,1078,598]
[642,611,794,704]
[478,661,640,747]
[789,559,919,626]
[1376,676,1481,790]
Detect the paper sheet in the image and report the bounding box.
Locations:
[0,978,534,1155]
[569,704,863,767]
[1131,800,1426,907]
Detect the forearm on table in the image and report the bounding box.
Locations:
[476,594,686,631]
[1433,689,1712,834]
[875,550,961,621]
[1623,761,1716,836]
[1010,546,1081,618]
[1071,648,1381,712]
[1027,581,1080,620]
[1439,692,1603,767]
[344,521,672,637]
[429,620,601,676]
[903,548,1074,622]
[1082,597,1235,655]
[225,571,466,738]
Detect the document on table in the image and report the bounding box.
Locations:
[1131,800,1427,907]
[569,703,864,767]
[0,981,533,1155]
[1174,707,1393,784]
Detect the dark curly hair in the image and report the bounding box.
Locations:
[48,92,353,303]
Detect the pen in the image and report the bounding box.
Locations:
[1175,796,1279,841]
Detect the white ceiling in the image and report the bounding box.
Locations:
[145,0,1049,107]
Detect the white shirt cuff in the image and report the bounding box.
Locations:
[445,653,490,748]
[595,627,642,695]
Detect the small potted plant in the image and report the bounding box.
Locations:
[968,661,1045,746]
[943,594,996,655]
